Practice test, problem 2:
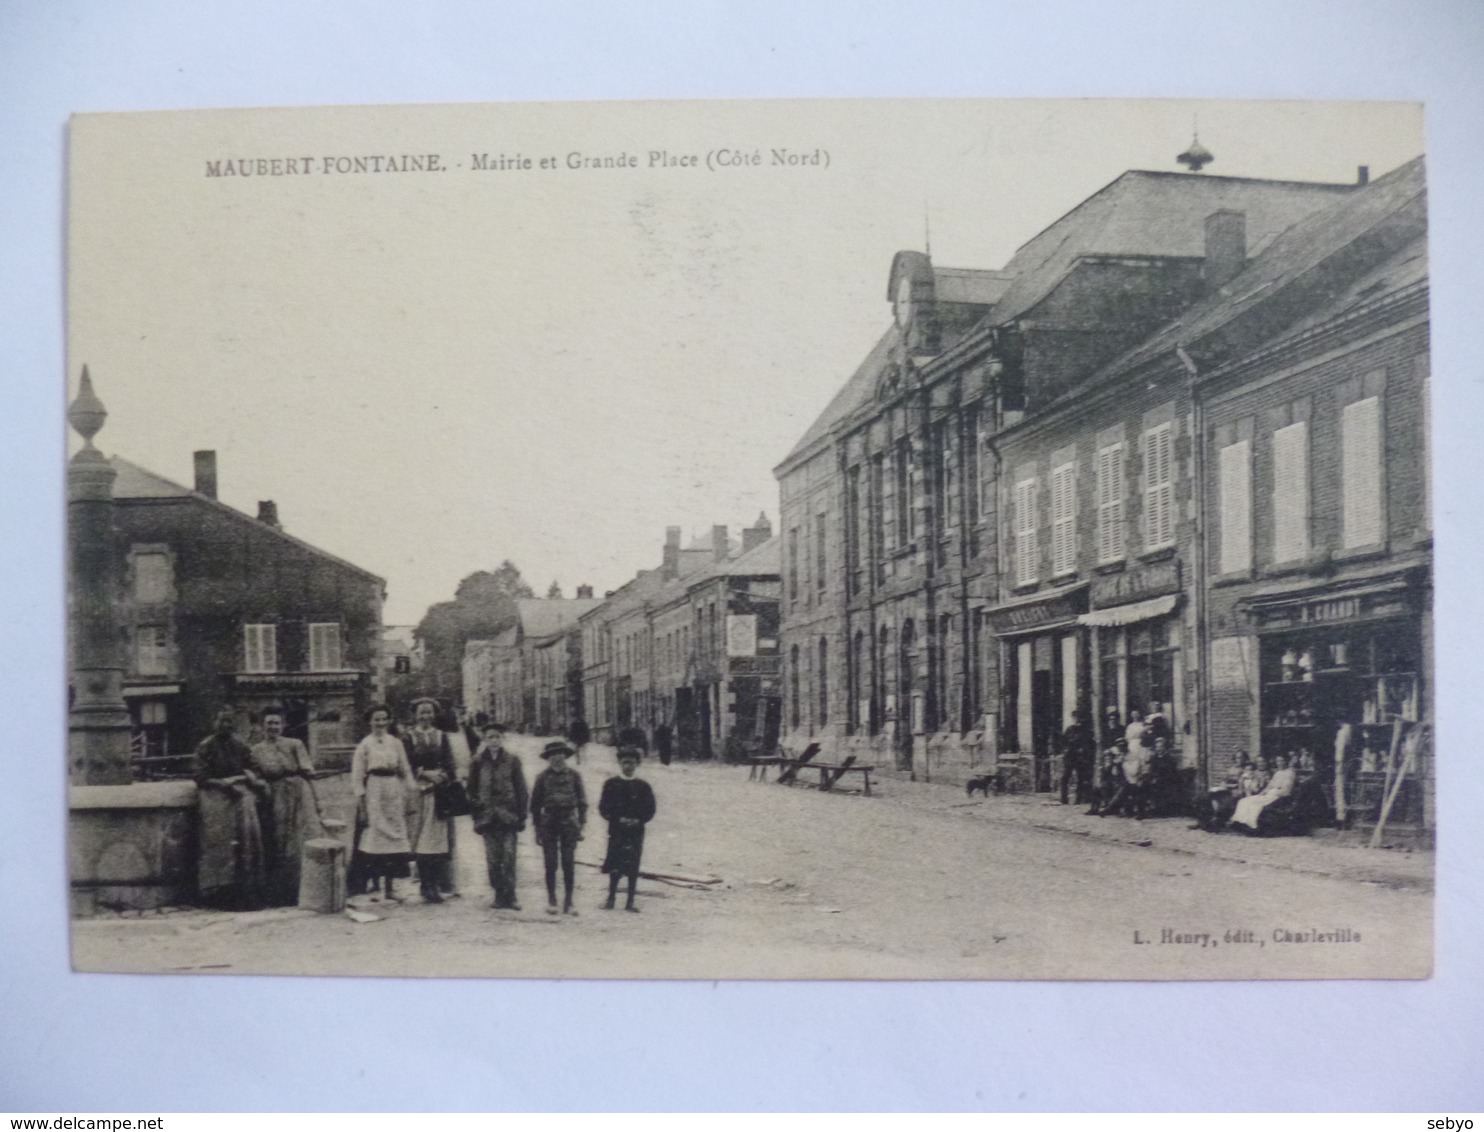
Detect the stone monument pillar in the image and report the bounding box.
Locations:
[67,366,134,785]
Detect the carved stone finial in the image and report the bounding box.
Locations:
[68,365,108,449]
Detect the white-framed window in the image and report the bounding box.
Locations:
[1014,477,1038,586]
[1272,420,1310,563]
[132,551,172,603]
[244,623,278,673]
[1143,421,1175,550]
[1095,442,1125,563]
[309,622,343,670]
[1219,439,1252,574]
[1342,396,1384,548]
[135,625,169,676]
[1051,461,1077,576]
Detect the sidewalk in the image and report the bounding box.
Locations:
[865,771,1435,892]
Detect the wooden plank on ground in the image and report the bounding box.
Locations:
[776,743,820,786]
[820,754,857,791]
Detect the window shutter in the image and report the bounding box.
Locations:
[1219,440,1252,574]
[1272,421,1310,563]
[1015,477,1038,585]
[1096,443,1124,563]
[1342,397,1383,548]
[1051,462,1076,575]
[1143,423,1174,549]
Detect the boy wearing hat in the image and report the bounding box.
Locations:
[599,746,657,912]
[529,740,587,915]
[467,721,528,910]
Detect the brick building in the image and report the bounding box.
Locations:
[776,167,1359,786]
[572,517,780,756]
[1191,158,1432,830]
[107,450,385,772]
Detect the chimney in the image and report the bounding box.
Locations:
[662,525,682,579]
[712,524,730,562]
[576,584,594,600]
[193,450,218,500]
[1357,165,1370,186]
[742,511,773,553]
[1202,210,1246,291]
[256,500,280,528]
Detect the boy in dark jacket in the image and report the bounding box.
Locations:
[599,746,657,912]
[529,740,587,915]
[467,722,529,910]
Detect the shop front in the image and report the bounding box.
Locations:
[1078,559,1186,757]
[987,582,1089,792]
[1240,560,1431,830]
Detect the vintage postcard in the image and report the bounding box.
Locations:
[65,98,1431,979]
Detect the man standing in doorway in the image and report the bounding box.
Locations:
[1059,708,1095,806]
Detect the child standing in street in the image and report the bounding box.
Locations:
[529,740,587,915]
[599,746,657,912]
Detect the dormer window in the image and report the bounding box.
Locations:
[894,273,914,329]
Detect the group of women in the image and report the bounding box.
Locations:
[349,698,463,903]
[193,706,329,910]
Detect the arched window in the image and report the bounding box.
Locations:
[875,624,891,734]
[818,637,829,726]
[850,629,866,734]
[790,644,801,731]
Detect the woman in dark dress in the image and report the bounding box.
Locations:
[402,698,459,902]
[193,708,268,910]
[599,746,657,912]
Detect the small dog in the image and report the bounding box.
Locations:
[966,774,996,798]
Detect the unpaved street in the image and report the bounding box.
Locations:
[73,736,1432,980]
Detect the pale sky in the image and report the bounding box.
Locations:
[68,98,1423,624]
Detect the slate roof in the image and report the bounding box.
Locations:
[779,324,900,467]
[932,266,1015,306]
[989,170,1356,326]
[514,597,604,641]
[715,535,780,577]
[1060,156,1425,396]
[779,170,1355,472]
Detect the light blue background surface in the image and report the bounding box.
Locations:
[2,0,1482,1112]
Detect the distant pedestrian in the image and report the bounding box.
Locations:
[568,718,591,751]
[350,705,415,903]
[403,697,460,903]
[194,708,268,910]
[599,746,657,912]
[530,740,587,915]
[654,721,674,766]
[1059,709,1094,805]
[248,707,328,906]
[468,722,529,910]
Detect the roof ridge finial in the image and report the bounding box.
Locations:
[68,364,108,452]
[924,201,932,260]
[1176,119,1214,173]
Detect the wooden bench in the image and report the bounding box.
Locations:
[812,758,877,795]
[745,749,875,795]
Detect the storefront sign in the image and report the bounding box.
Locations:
[1244,572,1419,632]
[984,585,1088,635]
[1091,558,1181,609]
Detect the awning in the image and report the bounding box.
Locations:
[1078,593,1179,628]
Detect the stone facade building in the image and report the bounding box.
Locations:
[773,161,1422,806]
[462,595,600,729]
